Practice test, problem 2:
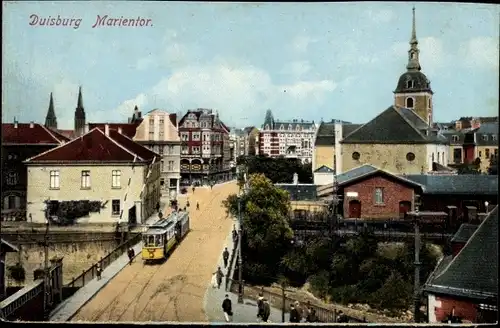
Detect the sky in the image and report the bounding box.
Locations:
[2,1,499,129]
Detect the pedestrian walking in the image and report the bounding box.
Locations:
[222,247,230,268]
[232,225,238,245]
[213,266,224,289]
[96,263,102,280]
[289,304,301,323]
[262,298,271,322]
[196,202,200,210]
[158,210,163,220]
[127,247,135,265]
[222,294,233,322]
[257,293,265,322]
[305,305,318,322]
[156,202,160,212]
[186,200,190,208]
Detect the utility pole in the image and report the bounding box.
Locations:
[413,195,421,323]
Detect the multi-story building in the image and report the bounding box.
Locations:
[132,109,181,198]
[463,122,498,173]
[259,109,316,163]
[178,109,231,185]
[24,126,161,224]
[1,119,69,222]
[231,126,260,161]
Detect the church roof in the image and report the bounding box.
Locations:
[341,106,446,144]
[394,71,433,94]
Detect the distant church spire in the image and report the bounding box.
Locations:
[45,92,58,129]
[74,86,86,136]
[406,7,421,72]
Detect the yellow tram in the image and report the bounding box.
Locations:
[142,211,190,262]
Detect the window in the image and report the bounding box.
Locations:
[159,118,164,124]
[4,195,21,210]
[168,161,174,171]
[406,152,415,162]
[479,151,482,158]
[374,188,384,205]
[81,170,91,189]
[485,149,490,159]
[406,97,414,108]
[149,117,154,125]
[149,131,154,139]
[160,178,165,186]
[50,170,60,189]
[482,135,488,141]
[161,161,165,171]
[428,98,432,108]
[432,153,435,162]
[452,135,459,142]
[112,199,120,216]
[493,135,497,141]
[352,152,360,160]
[442,152,445,164]
[406,80,414,88]
[437,152,440,164]
[159,131,164,138]
[158,146,163,155]
[112,170,121,188]
[6,172,18,186]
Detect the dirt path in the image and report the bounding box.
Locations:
[72,182,238,322]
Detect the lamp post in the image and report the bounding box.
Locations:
[484,201,489,213]
[413,196,422,323]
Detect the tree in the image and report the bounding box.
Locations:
[223,173,294,284]
[369,270,413,312]
[236,155,313,184]
[488,155,498,175]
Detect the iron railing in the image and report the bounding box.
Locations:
[65,233,141,288]
[225,235,239,291]
[227,278,368,323]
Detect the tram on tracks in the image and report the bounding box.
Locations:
[141,211,190,263]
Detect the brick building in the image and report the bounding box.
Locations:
[259,109,316,163]
[423,206,498,323]
[177,109,231,185]
[1,121,69,222]
[24,126,161,224]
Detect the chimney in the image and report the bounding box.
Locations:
[84,124,89,133]
[30,121,34,128]
[118,127,122,134]
[14,118,18,128]
[104,124,109,136]
[293,172,299,185]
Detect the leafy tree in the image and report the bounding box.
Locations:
[369,271,413,312]
[307,270,331,299]
[236,155,313,184]
[224,173,294,284]
[488,155,498,175]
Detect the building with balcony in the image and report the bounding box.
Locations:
[259,109,316,164]
[178,109,231,185]
[24,126,161,224]
[1,120,69,222]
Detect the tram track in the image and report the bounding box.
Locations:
[73,183,236,322]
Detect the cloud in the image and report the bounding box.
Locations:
[114,63,338,126]
[364,9,395,23]
[460,37,499,69]
[292,35,317,54]
[283,60,312,79]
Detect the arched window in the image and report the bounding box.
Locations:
[432,153,435,163]
[406,97,414,108]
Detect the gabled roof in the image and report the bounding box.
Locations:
[424,206,498,301]
[317,165,423,196]
[2,123,68,145]
[451,224,478,244]
[1,238,19,253]
[57,129,77,140]
[24,128,159,164]
[314,165,334,173]
[88,123,139,139]
[402,174,498,195]
[314,122,362,146]
[341,106,446,144]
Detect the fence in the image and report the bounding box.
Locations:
[65,233,142,288]
[228,278,367,323]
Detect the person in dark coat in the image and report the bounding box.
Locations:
[232,226,238,246]
[262,298,271,322]
[289,304,301,323]
[222,247,230,268]
[196,201,200,210]
[96,263,102,280]
[127,248,135,265]
[222,294,233,322]
[257,293,265,321]
[156,202,160,212]
[214,266,224,289]
[306,307,318,322]
[192,186,195,194]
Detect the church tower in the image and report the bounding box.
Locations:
[74,86,86,136]
[394,7,434,126]
[44,92,58,130]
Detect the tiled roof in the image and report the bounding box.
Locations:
[314,122,361,146]
[275,184,318,201]
[451,224,478,243]
[342,124,362,138]
[335,164,423,188]
[402,174,498,195]
[88,123,139,139]
[314,165,334,173]
[424,206,498,301]
[341,106,447,144]
[24,128,159,164]
[472,122,498,146]
[2,123,67,145]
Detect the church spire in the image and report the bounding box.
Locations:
[44,92,58,129]
[77,86,84,108]
[406,7,421,72]
[74,86,86,136]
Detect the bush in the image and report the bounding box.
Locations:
[368,270,412,312]
[307,270,331,299]
[8,263,26,283]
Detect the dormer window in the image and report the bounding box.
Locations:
[406,80,415,89]
[482,135,488,141]
[280,125,285,130]
[452,135,459,142]
[288,125,292,130]
[493,135,497,141]
[406,97,414,108]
